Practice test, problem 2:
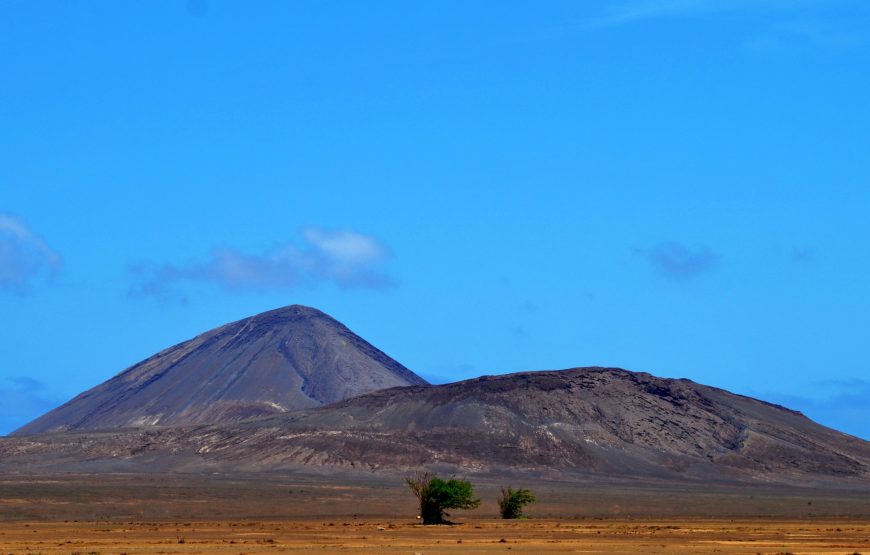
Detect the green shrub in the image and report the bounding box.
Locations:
[406,472,481,524]
[498,486,536,519]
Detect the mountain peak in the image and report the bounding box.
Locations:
[14,305,427,435]
[260,304,326,317]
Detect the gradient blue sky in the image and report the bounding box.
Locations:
[2,0,869,438]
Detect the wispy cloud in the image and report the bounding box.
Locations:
[588,0,821,28]
[131,227,395,300]
[0,376,62,436]
[636,242,718,279]
[588,0,749,27]
[744,19,862,52]
[0,213,62,294]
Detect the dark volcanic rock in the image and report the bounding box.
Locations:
[13,305,427,435]
[196,367,869,481]
[5,368,869,486]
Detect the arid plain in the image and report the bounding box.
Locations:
[2,518,870,554]
[2,472,869,554]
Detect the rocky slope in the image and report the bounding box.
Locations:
[13,305,426,435]
[4,368,869,486]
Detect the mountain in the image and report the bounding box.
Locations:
[5,367,869,486]
[13,305,427,435]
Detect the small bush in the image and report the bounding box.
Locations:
[406,472,481,524]
[498,486,536,519]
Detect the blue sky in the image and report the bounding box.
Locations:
[2,0,869,439]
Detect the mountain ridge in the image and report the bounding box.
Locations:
[5,366,869,487]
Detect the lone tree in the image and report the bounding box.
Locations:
[498,486,536,519]
[405,472,481,524]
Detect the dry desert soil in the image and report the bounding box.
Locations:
[2,518,870,554]
[1,472,868,554]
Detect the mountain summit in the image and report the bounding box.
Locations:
[14,305,427,435]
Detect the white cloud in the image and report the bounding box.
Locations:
[0,213,62,293]
[131,227,395,300]
[301,227,389,264]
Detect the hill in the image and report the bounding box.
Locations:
[5,367,869,486]
[13,305,426,435]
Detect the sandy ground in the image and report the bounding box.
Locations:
[1,518,869,554]
[1,473,869,553]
